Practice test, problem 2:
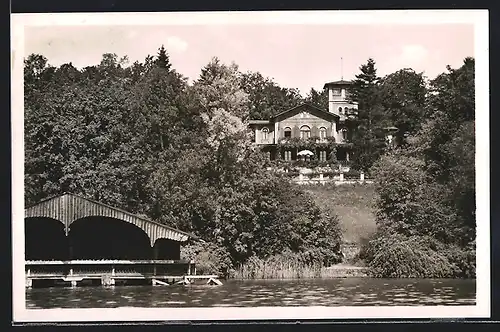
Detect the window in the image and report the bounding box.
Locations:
[319,150,327,162]
[319,127,327,140]
[284,127,292,138]
[338,107,343,114]
[332,88,341,96]
[284,150,292,161]
[262,127,269,141]
[300,125,311,139]
[342,128,348,141]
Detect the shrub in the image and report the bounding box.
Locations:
[362,231,476,278]
[343,169,362,179]
[371,154,465,244]
[364,233,455,278]
[443,241,476,278]
[181,241,234,278]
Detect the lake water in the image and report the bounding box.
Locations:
[25,278,475,308]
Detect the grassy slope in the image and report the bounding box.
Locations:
[304,184,378,245]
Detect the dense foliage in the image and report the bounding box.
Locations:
[360,58,476,278]
[24,47,343,274]
[348,59,429,172]
[304,87,328,110]
[241,71,303,120]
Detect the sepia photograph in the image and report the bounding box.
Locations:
[11,10,490,322]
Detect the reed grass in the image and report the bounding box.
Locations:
[232,256,368,279]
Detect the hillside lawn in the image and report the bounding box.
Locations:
[304,184,378,245]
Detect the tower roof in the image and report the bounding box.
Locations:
[323,80,352,88]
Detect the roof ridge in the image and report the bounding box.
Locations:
[271,102,338,119]
[25,192,199,240]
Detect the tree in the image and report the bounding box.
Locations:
[241,71,303,119]
[24,52,149,210]
[379,68,427,145]
[362,58,476,278]
[194,58,252,178]
[348,58,388,172]
[24,54,77,205]
[197,57,250,119]
[371,153,460,243]
[24,54,51,90]
[131,47,188,155]
[305,87,328,110]
[154,45,172,70]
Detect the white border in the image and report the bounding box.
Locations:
[11,10,490,323]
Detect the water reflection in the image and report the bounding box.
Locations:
[26,278,475,309]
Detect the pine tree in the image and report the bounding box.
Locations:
[154,45,172,70]
[349,58,388,172]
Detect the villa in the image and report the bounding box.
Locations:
[249,80,358,165]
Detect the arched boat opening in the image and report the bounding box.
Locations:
[25,217,68,261]
[153,238,181,260]
[68,216,153,260]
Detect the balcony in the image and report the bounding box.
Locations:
[277,136,337,148]
[257,138,275,145]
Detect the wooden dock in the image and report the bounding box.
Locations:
[25,260,222,288]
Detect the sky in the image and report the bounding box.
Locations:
[24,23,474,96]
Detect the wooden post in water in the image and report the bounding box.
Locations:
[68,228,73,260]
[101,275,115,287]
[152,243,159,276]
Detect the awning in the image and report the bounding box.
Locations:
[297,150,314,156]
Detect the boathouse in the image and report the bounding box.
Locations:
[24,193,221,287]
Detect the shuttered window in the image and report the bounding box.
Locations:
[300,125,311,139]
[262,127,269,141]
[319,127,327,140]
[319,150,327,162]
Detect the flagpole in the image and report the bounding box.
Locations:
[341,57,343,80]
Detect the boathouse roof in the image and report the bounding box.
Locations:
[25,192,198,246]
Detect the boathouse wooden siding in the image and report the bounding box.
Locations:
[25,193,191,246]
